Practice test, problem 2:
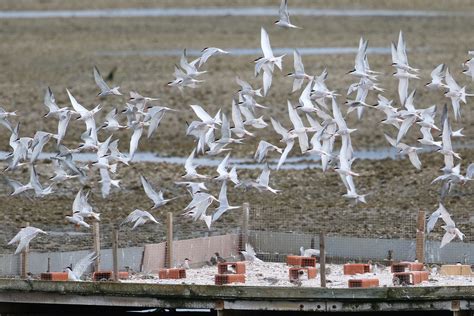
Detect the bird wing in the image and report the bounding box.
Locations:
[260,27,274,59]
[407,151,421,170]
[93,66,110,92]
[140,175,160,205]
[440,230,456,248]
[277,139,294,170]
[66,89,88,114]
[270,117,288,139]
[73,252,97,279]
[217,153,230,176]
[44,87,59,112]
[190,105,214,123]
[293,49,304,73]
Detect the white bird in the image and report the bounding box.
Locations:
[66,252,97,281]
[254,164,280,194]
[385,134,422,170]
[241,243,263,263]
[145,106,176,139]
[94,65,122,96]
[183,148,208,180]
[236,76,262,97]
[288,101,310,153]
[392,31,419,73]
[444,68,474,120]
[211,182,240,222]
[425,64,447,90]
[287,50,312,92]
[300,246,320,257]
[198,47,229,68]
[43,87,70,118]
[440,225,465,248]
[8,226,47,255]
[67,89,100,144]
[231,100,254,138]
[239,105,267,129]
[175,181,208,195]
[215,153,239,184]
[100,108,127,132]
[129,121,145,161]
[274,0,301,29]
[255,28,284,94]
[254,140,282,163]
[72,189,100,221]
[66,213,90,229]
[30,131,53,163]
[121,209,159,230]
[426,203,454,234]
[190,104,221,127]
[140,175,176,209]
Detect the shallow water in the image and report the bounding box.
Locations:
[0,146,405,171]
[0,7,471,19]
[96,47,391,58]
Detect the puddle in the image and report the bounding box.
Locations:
[96,47,391,58]
[0,7,471,19]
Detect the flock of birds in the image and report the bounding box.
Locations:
[4,0,473,275]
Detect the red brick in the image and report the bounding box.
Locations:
[217,262,246,274]
[289,267,317,280]
[215,274,245,285]
[40,272,69,281]
[93,271,113,281]
[286,255,316,267]
[393,271,429,285]
[158,268,186,279]
[391,262,424,273]
[118,271,129,280]
[343,264,371,275]
[348,278,379,288]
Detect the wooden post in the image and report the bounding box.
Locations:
[20,222,30,279]
[319,232,326,288]
[416,210,425,263]
[239,203,249,252]
[92,220,100,272]
[47,257,51,273]
[112,226,119,282]
[166,212,173,268]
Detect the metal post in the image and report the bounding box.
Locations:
[112,226,119,282]
[416,210,425,263]
[319,232,326,288]
[92,220,100,272]
[239,203,249,252]
[20,222,29,279]
[166,212,173,268]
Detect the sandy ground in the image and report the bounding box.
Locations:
[121,261,473,288]
[0,1,473,254]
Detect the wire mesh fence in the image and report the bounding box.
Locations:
[247,205,473,264]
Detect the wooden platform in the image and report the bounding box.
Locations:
[0,279,471,314]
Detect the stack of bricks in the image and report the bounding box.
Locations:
[343,263,371,275]
[391,261,429,285]
[215,262,246,285]
[286,255,317,281]
[40,272,69,281]
[344,263,378,288]
[158,268,186,280]
[440,264,473,276]
[93,271,130,281]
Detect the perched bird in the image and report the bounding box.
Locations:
[66,252,97,281]
[240,243,263,263]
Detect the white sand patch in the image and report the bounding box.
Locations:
[122,262,473,288]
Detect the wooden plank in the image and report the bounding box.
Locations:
[239,203,249,251]
[416,210,425,263]
[166,212,173,268]
[20,222,30,279]
[112,227,119,282]
[92,220,100,272]
[319,233,326,288]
